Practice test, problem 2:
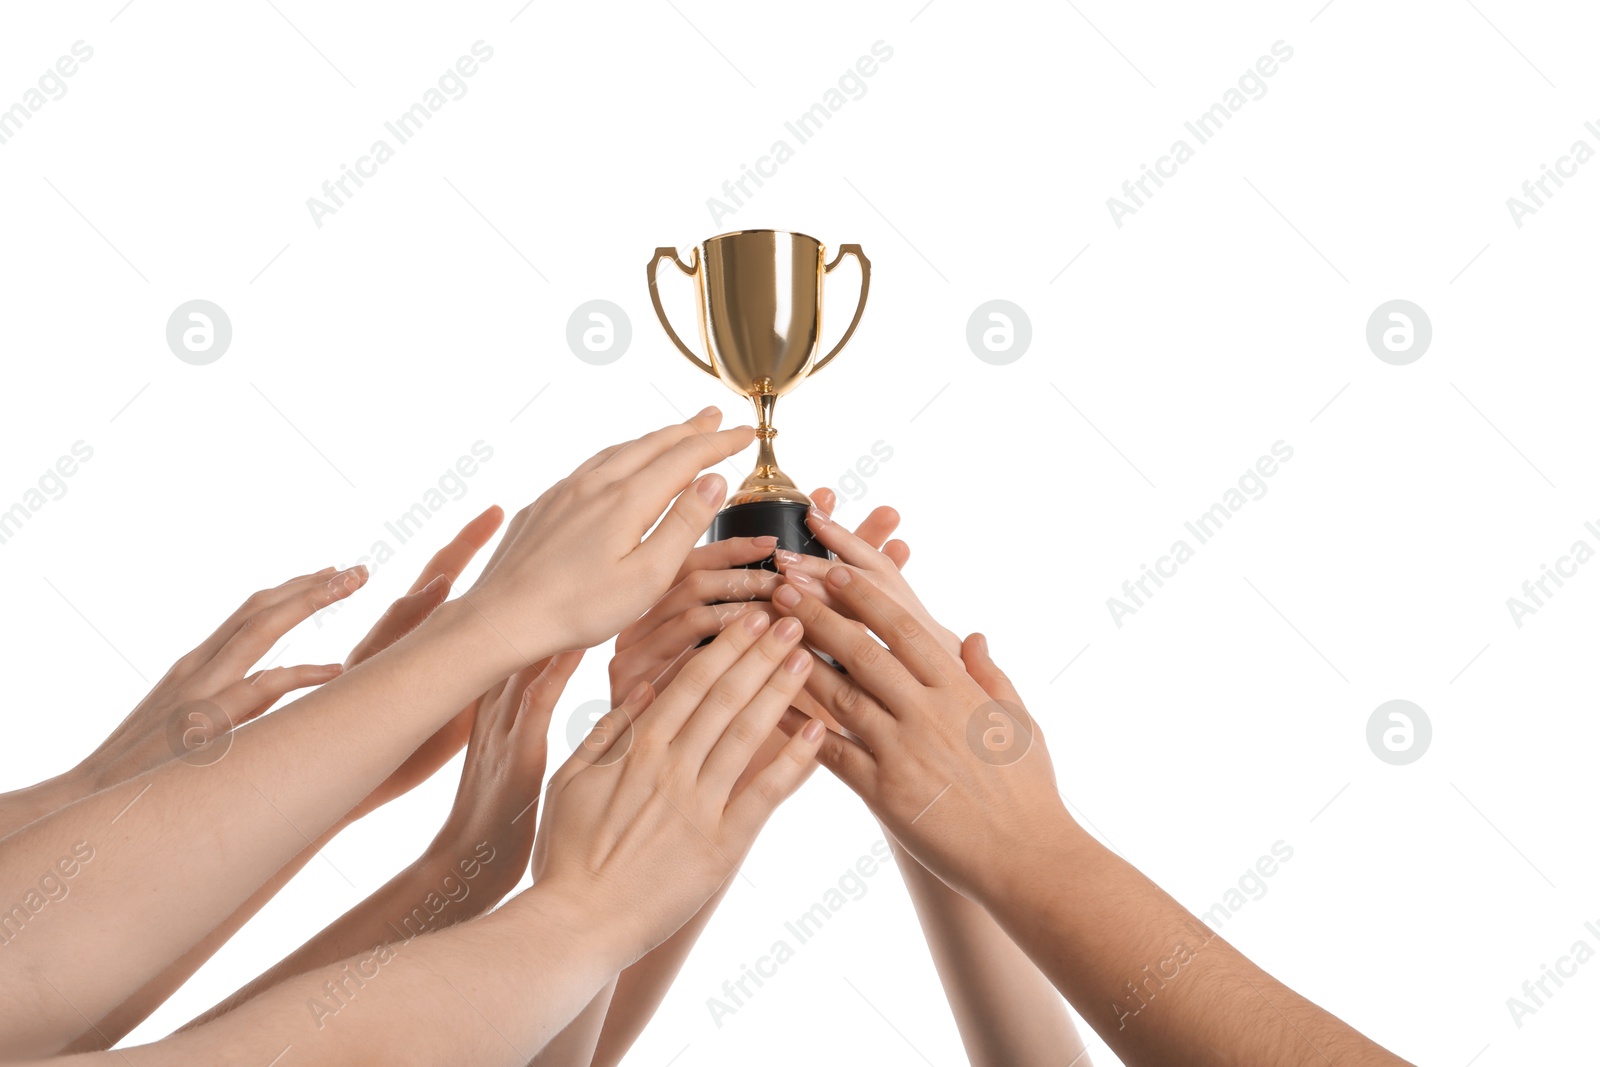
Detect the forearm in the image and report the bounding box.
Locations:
[535,880,735,1066]
[185,839,507,1031]
[585,876,736,1067]
[983,815,1408,1067]
[0,602,541,1056]
[59,819,346,1053]
[888,834,1087,1067]
[0,767,97,840]
[47,884,633,1067]
[530,979,615,1067]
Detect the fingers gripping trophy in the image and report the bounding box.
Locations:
[647,229,870,565]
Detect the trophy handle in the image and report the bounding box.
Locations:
[647,246,718,380]
[812,244,871,375]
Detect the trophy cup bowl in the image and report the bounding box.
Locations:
[648,229,870,564]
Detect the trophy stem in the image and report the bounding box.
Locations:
[752,392,779,480]
[729,382,808,507]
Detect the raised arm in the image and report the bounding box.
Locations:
[0,411,753,1057]
[0,568,350,842]
[772,564,1411,1067]
[535,494,902,1066]
[183,651,579,1030]
[34,591,823,1067]
[57,506,510,1053]
[773,503,1090,1067]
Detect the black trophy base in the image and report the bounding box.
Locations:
[699,500,832,652]
[708,499,829,570]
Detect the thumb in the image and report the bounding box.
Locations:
[638,472,726,574]
[961,633,1023,705]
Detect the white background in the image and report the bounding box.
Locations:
[2,1,1598,1063]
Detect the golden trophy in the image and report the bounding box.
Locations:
[648,229,870,561]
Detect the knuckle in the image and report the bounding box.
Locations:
[235,610,277,638]
[820,739,851,770]
[701,684,741,717]
[653,761,688,796]
[849,633,889,672]
[678,658,721,695]
[751,775,784,808]
[629,721,664,752]
[792,592,825,625]
[684,604,724,635]
[890,615,925,644]
[724,717,763,749]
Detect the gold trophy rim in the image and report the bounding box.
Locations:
[701,227,823,247]
[647,231,870,509]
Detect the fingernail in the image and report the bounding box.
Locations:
[625,680,650,705]
[784,648,809,673]
[775,617,802,641]
[809,507,832,527]
[825,566,852,588]
[319,663,344,675]
[773,585,801,609]
[802,718,825,742]
[975,633,989,655]
[753,535,779,549]
[773,549,800,567]
[696,405,719,418]
[422,574,450,596]
[696,475,726,503]
[786,571,813,585]
[743,611,770,634]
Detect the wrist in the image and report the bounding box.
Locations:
[427,594,564,686]
[421,832,522,901]
[32,763,101,811]
[973,803,1093,909]
[59,759,105,801]
[506,878,641,974]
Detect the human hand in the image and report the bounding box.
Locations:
[772,568,1068,903]
[421,650,583,902]
[607,487,909,706]
[532,610,822,962]
[807,487,910,569]
[774,496,960,660]
[342,505,505,670]
[457,410,754,660]
[76,567,368,792]
[341,506,507,822]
